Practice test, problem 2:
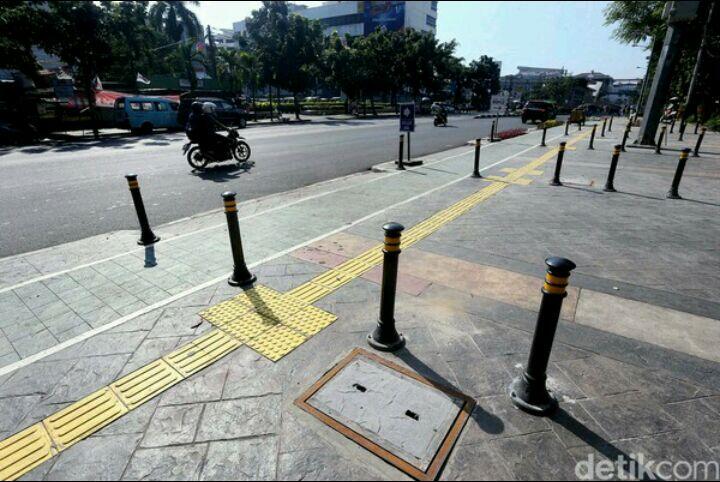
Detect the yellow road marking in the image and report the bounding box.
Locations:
[0,131,590,481]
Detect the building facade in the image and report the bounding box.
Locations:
[233,1,438,38]
[500,66,566,100]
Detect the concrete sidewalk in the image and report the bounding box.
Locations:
[1,123,719,481]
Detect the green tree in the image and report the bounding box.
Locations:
[166,39,206,91]
[44,2,113,139]
[467,56,500,110]
[149,0,201,43]
[322,33,363,114]
[103,1,167,87]
[0,2,51,78]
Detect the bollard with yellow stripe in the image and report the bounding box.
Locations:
[603,144,622,193]
[222,191,256,287]
[125,173,160,246]
[550,142,566,186]
[368,222,406,352]
[510,256,576,416]
[667,148,691,200]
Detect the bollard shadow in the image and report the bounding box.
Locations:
[614,190,667,202]
[559,184,603,195]
[395,348,505,437]
[550,408,657,480]
[677,197,720,207]
[422,166,460,175]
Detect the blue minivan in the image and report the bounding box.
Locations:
[114,96,181,134]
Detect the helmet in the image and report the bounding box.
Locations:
[202,102,217,114]
[191,101,203,114]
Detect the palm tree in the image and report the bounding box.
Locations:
[149,1,201,42]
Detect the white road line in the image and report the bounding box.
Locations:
[0,131,563,378]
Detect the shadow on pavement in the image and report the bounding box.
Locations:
[191,162,253,182]
[395,349,505,437]
[550,408,656,480]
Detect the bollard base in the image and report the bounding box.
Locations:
[549,180,562,187]
[666,192,682,200]
[367,322,406,352]
[472,172,482,179]
[603,187,616,193]
[228,272,257,288]
[509,374,558,416]
[137,235,160,246]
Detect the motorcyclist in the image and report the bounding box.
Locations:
[201,102,232,150]
[185,101,204,143]
[434,103,448,125]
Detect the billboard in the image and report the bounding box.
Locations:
[364,1,405,35]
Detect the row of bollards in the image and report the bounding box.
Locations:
[549,140,695,200]
[365,218,578,416]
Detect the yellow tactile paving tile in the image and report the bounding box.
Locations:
[246,324,307,362]
[0,424,54,481]
[164,329,242,377]
[223,311,278,342]
[287,282,333,304]
[44,387,127,450]
[281,305,337,337]
[111,359,183,410]
[198,299,251,327]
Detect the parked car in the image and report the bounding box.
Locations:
[521,100,557,123]
[114,96,180,134]
[178,97,248,129]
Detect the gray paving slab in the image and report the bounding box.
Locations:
[122,444,208,481]
[46,433,143,481]
[194,395,282,442]
[200,437,278,481]
[141,404,204,448]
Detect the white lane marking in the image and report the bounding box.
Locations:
[0,133,519,292]
[0,131,562,378]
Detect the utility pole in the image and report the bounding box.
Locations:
[681,2,714,125]
[634,37,656,117]
[636,1,700,146]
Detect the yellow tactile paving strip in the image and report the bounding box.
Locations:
[0,131,591,480]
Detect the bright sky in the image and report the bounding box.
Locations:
[191,1,650,79]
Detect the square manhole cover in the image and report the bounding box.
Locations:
[295,348,475,480]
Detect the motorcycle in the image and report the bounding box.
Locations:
[183,129,252,170]
[433,111,448,127]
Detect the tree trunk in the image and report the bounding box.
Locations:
[293,93,301,120]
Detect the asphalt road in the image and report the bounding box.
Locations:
[0,114,528,257]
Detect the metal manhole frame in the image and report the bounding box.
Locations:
[294,348,476,481]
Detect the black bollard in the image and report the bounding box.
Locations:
[550,142,566,186]
[509,257,576,415]
[655,126,666,154]
[608,115,614,132]
[490,120,496,142]
[620,123,630,152]
[577,120,582,131]
[693,127,706,157]
[472,138,482,178]
[588,124,596,150]
[222,192,256,287]
[541,125,547,147]
[368,222,406,352]
[678,119,686,141]
[601,117,607,137]
[669,117,676,134]
[125,174,160,246]
[604,145,622,192]
[694,122,699,135]
[397,134,405,170]
[564,121,569,136]
[667,148,691,199]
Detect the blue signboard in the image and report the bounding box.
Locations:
[364,1,405,35]
[400,103,415,132]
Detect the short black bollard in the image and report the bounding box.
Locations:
[669,117,676,134]
[125,174,160,246]
[667,148,691,199]
[541,125,547,147]
[472,138,482,178]
[509,257,576,415]
[588,124,596,150]
[368,222,406,352]
[693,127,706,157]
[620,123,631,152]
[564,121,569,136]
[694,122,699,135]
[550,142,566,186]
[222,191,257,287]
[490,120,496,142]
[397,134,405,170]
[601,117,607,137]
[678,119,686,141]
[577,120,582,131]
[608,115,614,132]
[604,145,622,192]
[655,126,666,154]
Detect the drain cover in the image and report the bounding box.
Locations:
[295,348,475,480]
